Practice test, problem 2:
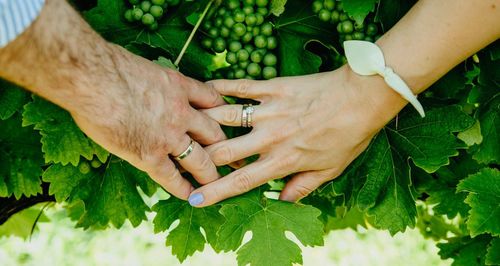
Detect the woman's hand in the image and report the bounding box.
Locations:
[188,66,407,207]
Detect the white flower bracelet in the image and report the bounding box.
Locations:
[344,41,425,118]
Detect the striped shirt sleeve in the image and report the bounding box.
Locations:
[0,0,46,48]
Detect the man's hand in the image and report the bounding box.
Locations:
[0,0,226,200]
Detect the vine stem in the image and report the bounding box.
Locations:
[174,0,215,66]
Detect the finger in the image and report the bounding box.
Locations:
[148,159,194,200]
[279,169,338,202]
[168,69,225,108]
[207,79,271,100]
[202,104,266,127]
[187,159,285,207]
[188,109,226,145]
[172,135,220,185]
[206,132,265,166]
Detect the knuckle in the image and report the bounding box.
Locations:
[196,155,213,172]
[233,171,253,193]
[237,81,250,97]
[211,145,233,165]
[224,108,240,124]
[294,184,314,198]
[275,154,298,172]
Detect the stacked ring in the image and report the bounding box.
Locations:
[241,104,255,128]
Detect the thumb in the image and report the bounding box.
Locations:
[279,169,338,202]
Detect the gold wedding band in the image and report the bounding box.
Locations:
[173,139,195,161]
[241,104,255,128]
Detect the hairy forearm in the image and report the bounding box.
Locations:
[357,0,500,121]
[0,0,132,119]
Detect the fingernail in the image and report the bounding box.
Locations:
[188,193,204,206]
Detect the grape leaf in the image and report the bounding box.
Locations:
[355,106,473,234]
[274,0,335,76]
[438,235,491,266]
[0,204,49,239]
[152,197,224,262]
[457,168,500,237]
[22,96,109,166]
[375,0,416,32]
[84,0,213,79]
[343,0,378,25]
[0,114,44,199]
[473,95,500,164]
[270,0,287,16]
[486,237,500,265]
[0,79,29,120]
[42,158,155,229]
[216,186,324,266]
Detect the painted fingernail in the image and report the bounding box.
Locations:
[188,193,204,206]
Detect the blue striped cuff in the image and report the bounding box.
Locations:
[0,0,46,48]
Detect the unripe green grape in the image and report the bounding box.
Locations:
[246,26,253,33]
[365,23,378,36]
[226,70,235,79]
[142,13,155,25]
[339,12,348,21]
[252,27,260,36]
[263,53,277,66]
[256,0,269,7]
[254,35,267,48]
[201,38,213,49]
[233,23,246,37]
[224,16,235,28]
[208,27,219,38]
[246,14,257,26]
[227,0,240,10]
[124,9,134,22]
[218,7,228,16]
[152,0,165,5]
[318,9,331,22]
[244,44,255,53]
[150,5,164,18]
[241,32,253,43]
[336,1,343,11]
[344,34,353,41]
[220,26,230,38]
[255,14,265,25]
[312,0,323,13]
[245,75,255,80]
[239,61,250,69]
[341,20,354,33]
[237,49,250,61]
[215,17,223,27]
[260,22,273,36]
[352,31,365,40]
[336,22,343,33]
[247,63,262,77]
[91,159,102,169]
[234,68,246,79]
[141,1,152,12]
[149,21,159,30]
[324,0,336,11]
[267,36,278,50]
[250,50,264,63]
[79,161,91,175]
[364,36,374,42]
[354,22,364,31]
[166,0,180,6]
[243,6,254,15]
[234,10,246,23]
[263,66,277,79]
[226,52,238,64]
[213,37,226,53]
[213,71,224,79]
[330,10,340,23]
[202,21,212,31]
[244,0,255,5]
[133,8,144,21]
[257,7,268,16]
[229,41,242,52]
[129,0,140,4]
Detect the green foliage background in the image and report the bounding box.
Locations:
[0,0,499,265]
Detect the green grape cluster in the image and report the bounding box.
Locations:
[312,0,381,43]
[123,0,180,31]
[78,157,103,174]
[201,0,279,80]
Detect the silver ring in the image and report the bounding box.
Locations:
[241,104,254,128]
[173,139,195,161]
